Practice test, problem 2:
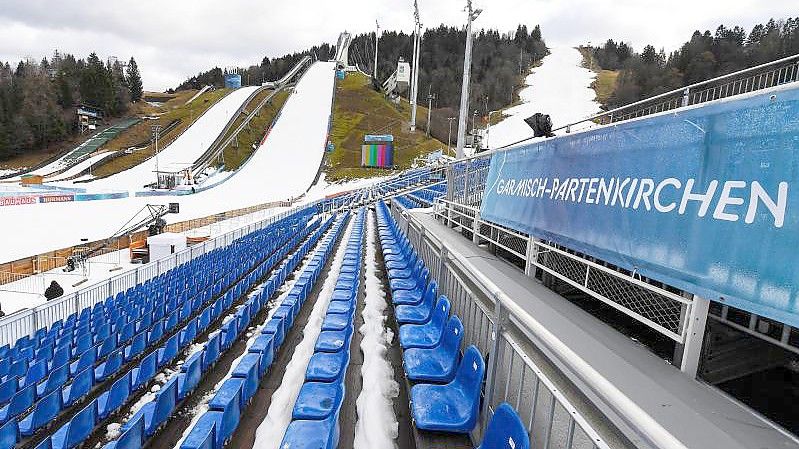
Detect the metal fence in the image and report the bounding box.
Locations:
[393,203,613,449]
[0,202,316,348]
[436,153,694,344]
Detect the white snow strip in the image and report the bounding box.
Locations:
[354,210,399,448]
[253,217,354,449]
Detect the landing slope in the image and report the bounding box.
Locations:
[488,46,601,149]
[0,62,336,264]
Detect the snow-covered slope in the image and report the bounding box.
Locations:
[82,85,260,191]
[487,46,601,149]
[0,62,335,264]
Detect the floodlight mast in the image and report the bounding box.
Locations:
[455,0,481,158]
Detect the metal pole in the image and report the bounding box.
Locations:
[374,20,380,80]
[426,86,435,137]
[455,1,480,159]
[447,117,455,156]
[410,5,421,133]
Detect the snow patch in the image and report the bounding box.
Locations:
[354,210,399,449]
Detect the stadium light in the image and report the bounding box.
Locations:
[455,0,481,158]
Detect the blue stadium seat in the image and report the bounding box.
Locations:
[157,334,179,368]
[292,382,344,420]
[305,351,349,383]
[69,349,96,376]
[0,418,17,449]
[399,296,450,349]
[403,316,464,383]
[20,360,48,389]
[321,312,351,331]
[247,335,275,377]
[98,372,131,420]
[279,414,340,449]
[477,403,530,449]
[179,416,215,449]
[95,350,123,382]
[202,334,221,372]
[178,352,203,400]
[124,375,177,437]
[19,388,62,436]
[395,285,439,325]
[0,378,16,406]
[231,354,260,404]
[392,270,431,306]
[50,400,96,449]
[314,326,352,353]
[410,345,485,433]
[203,378,243,448]
[102,413,144,449]
[261,317,285,349]
[62,366,94,407]
[37,364,68,399]
[124,333,146,362]
[132,352,158,391]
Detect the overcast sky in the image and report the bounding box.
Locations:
[0,0,793,91]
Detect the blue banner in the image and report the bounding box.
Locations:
[480,85,799,326]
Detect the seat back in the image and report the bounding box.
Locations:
[180,352,203,397]
[66,400,97,448]
[24,360,48,386]
[9,385,34,417]
[43,363,69,396]
[208,378,242,443]
[0,377,17,405]
[133,352,158,390]
[104,372,131,417]
[431,296,451,331]
[158,334,179,367]
[114,410,144,449]
[423,281,438,307]
[151,376,178,431]
[454,345,485,408]
[202,333,221,372]
[51,346,71,369]
[31,388,62,430]
[0,418,16,448]
[479,403,529,449]
[442,316,465,354]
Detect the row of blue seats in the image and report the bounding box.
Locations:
[1,210,321,449]
[279,208,367,449]
[180,212,356,449]
[376,201,531,449]
[100,213,342,449]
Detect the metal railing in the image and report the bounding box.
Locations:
[0,201,318,347]
[392,202,616,449]
[437,153,694,344]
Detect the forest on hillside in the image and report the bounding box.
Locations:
[177,24,547,113]
[0,52,143,161]
[349,24,547,111]
[589,17,799,109]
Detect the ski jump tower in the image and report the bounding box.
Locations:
[335,32,353,70]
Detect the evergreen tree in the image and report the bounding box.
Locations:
[127,57,143,102]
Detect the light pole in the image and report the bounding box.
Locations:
[486,109,500,149]
[151,125,161,187]
[409,0,422,132]
[447,117,456,156]
[455,0,482,158]
[426,85,436,137]
[374,20,380,80]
